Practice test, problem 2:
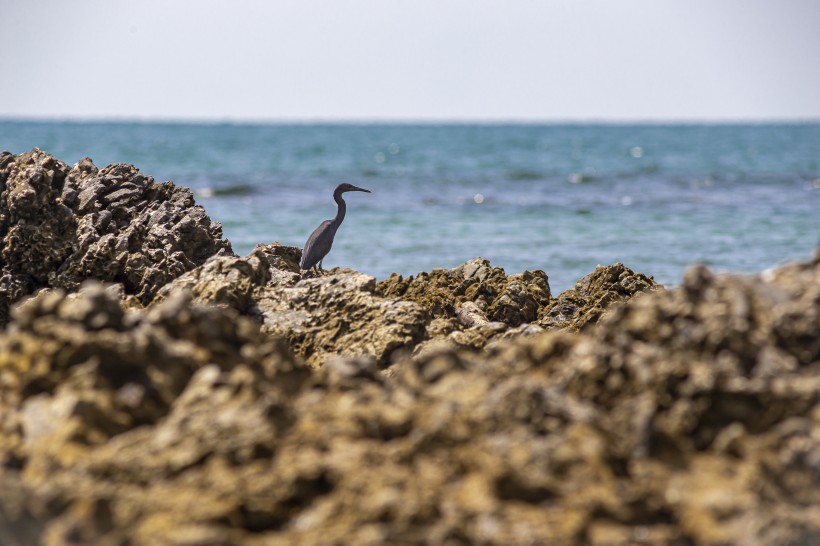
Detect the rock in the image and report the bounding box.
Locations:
[0,282,301,453]
[1,251,819,545]
[256,265,429,368]
[3,149,818,544]
[0,150,74,325]
[538,262,659,331]
[377,257,552,327]
[455,301,489,328]
[152,251,273,316]
[380,259,655,357]
[158,252,558,368]
[155,243,429,367]
[487,270,553,326]
[0,149,232,325]
[0,282,308,544]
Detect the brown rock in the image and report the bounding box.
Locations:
[377,257,552,327]
[0,149,232,325]
[257,265,429,368]
[155,243,430,368]
[1,253,819,545]
[3,150,819,545]
[455,301,489,328]
[539,262,659,331]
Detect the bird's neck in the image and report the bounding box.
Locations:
[332,190,347,226]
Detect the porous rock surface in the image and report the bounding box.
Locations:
[377,257,553,327]
[156,243,429,368]
[154,250,652,367]
[378,258,658,356]
[2,150,818,545]
[0,149,231,325]
[0,284,307,546]
[538,262,659,332]
[1,251,818,545]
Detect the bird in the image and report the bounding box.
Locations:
[300,182,371,271]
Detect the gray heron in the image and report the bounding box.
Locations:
[300,183,371,271]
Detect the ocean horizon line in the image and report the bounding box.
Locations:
[2,115,819,128]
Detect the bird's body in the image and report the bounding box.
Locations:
[300,183,370,271]
[301,219,337,270]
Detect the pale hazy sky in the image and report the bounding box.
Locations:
[2,0,819,122]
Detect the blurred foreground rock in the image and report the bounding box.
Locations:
[1,251,818,545]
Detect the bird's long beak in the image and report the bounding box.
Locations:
[351,185,371,193]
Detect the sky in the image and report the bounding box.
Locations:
[1,0,819,122]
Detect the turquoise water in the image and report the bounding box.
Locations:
[2,121,819,292]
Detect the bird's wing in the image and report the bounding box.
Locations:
[301,220,333,268]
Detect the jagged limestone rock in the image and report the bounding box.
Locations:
[377,257,552,326]
[0,149,232,324]
[257,266,429,368]
[3,149,818,545]
[538,262,659,331]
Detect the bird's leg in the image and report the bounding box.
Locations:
[318,259,323,271]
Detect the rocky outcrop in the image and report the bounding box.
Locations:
[377,257,552,327]
[0,149,231,325]
[538,262,659,331]
[153,250,652,367]
[377,259,657,357]
[3,150,817,545]
[151,247,274,316]
[0,251,818,545]
[0,283,303,465]
[0,147,649,363]
[156,243,429,368]
[257,268,429,368]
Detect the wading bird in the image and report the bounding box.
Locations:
[300,183,371,271]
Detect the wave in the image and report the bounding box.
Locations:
[195,183,256,198]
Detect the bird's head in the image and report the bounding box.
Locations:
[336,182,371,194]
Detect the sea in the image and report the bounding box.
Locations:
[1,121,819,292]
